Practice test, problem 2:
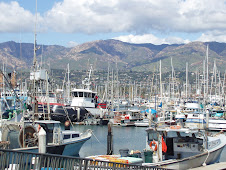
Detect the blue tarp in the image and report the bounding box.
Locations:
[159,102,162,107]
[150,109,157,114]
[141,109,157,114]
[215,113,223,117]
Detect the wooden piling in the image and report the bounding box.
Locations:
[107,122,113,155]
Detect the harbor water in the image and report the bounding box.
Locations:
[73,125,146,157]
[71,125,226,162]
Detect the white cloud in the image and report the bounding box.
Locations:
[197,31,226,43]
[0,1,36,33]
[44,0,226,35]
[114,34,190,45]
[2,0,226,44]
[67,41,78,47]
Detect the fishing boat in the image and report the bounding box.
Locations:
[184,112,206,129]
[51,66,108,123]
[0,120,92,156]
[184,112,226,131]
[208,119,226,130]
[69,67,108,117]
[142,125,226,169]
[181,101,201,114]
[134,118,149,127]
[111,110,143,126]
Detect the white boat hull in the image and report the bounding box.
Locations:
[159,146,224,169]
[143,135,226,170]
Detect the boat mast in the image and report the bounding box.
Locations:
[214,60,217,101]
[206,45,209,102]
[203,60,205,104]
[186,62,188,100]
[67,63,70,102]
[111,69,114,111]
[116,60,119,111]
[32,0,38,117]
[46,71,50,120]
[106,61,109,102]
[160,60,162,103]
[171,58,174,99]
[218,71,221,105]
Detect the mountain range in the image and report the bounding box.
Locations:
[1,40,226,73]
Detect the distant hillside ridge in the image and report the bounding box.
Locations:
[0,40,225,72]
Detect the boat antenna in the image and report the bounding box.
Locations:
[33,0,37,70]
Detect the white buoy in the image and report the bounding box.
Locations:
[38,127,46,153]
[100,109,103,119]
[77,107,80,121]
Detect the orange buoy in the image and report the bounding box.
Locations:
[64,120,70,127]
[149,141,158,151]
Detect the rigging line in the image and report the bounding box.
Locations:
[0,68,26,111]
[61,104,74,129]
[91,131,107,149]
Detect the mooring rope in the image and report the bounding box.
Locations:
[91,131,107,150]
[202,149,210,166]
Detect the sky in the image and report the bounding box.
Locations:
[1,0,226,47]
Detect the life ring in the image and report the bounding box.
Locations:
[149,141,158,151]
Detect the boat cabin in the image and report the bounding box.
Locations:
[70,89,97,108]
[146,126,206,162]
[184,113,206,129]
[32,120,80,145]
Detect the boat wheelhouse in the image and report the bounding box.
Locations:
[70,89,97,108]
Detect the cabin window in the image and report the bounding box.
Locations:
[49,93,55,97]
[72,92,78,97]
[79,92,83,97]
[92,93,95,98]
[88,93,91,98]
[84,92,88,97]
[148,131,158,141]
[63,134,70,139]
[72,134,79,138]
[46,124,54,133]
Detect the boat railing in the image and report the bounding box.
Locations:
[0,148,169,170]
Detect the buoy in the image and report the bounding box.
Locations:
[38,127,46,153]
[65,120,70,127]
[149,141,158,151]
[77,107,80,121]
